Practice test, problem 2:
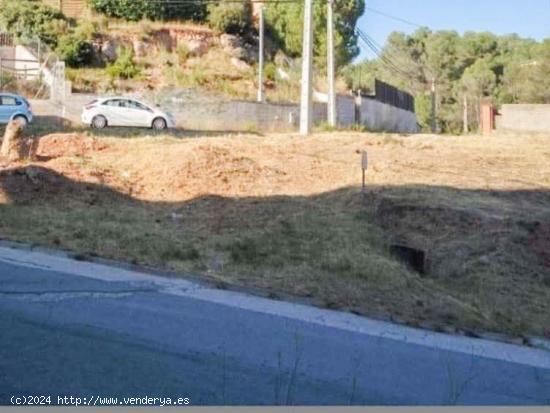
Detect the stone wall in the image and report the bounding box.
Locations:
[496,104,550,133]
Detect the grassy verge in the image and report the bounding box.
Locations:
[0,131,549,338]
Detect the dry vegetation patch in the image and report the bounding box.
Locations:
[1,130,549,339]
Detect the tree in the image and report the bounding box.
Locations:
[89,0,206,22]
[265,0,365,68]
[461,59,497,98]
[0,0,68,48]
[207,1,252,35]
[342,28,549,132]
[502,39,550,104]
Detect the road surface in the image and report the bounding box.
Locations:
[0,245,549,406]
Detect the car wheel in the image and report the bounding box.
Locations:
[92,115,107,129]
[152,117,167,130]
[13,115,28,128]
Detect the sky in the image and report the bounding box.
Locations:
[356,0,550,60]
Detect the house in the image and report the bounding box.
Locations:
[41,0,89,19]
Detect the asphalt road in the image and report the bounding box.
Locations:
[0,246,549,406]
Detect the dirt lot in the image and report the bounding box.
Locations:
[1,129,549,340]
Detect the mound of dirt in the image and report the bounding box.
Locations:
[35,134,109,159]
[1,121,26,162]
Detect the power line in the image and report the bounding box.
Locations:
[364,6,424,28]
[355,27,413,81]
[356,26,428,84]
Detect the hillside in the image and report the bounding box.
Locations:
[1,0,353,103]
[66,21,313,102]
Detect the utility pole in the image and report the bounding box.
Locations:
[463,95,469,134]
[257,4,265,103]
[430,77,437,133]
[326,0,336,127]
[300,0,314,135]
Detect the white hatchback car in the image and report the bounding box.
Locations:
[81,97,175,130]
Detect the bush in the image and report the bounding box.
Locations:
[176,44,190,65]
[264,62,277,81]
[56,34,94,68]
[207,1,252,34]
[89,0,206,21]
[107,47,140,80]
[0,0,68,48]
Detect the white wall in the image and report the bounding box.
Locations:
[0,46,16,69]
[14,46,41,79]
[497,104,550,133]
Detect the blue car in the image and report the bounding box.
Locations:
[0,93,33,127]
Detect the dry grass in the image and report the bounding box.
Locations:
[1,130,549,338]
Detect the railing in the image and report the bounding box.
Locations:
[0,32,14,47]
[0,30,66,100]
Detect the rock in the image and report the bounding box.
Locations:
[1,121,26,162]
[242,43,259,63]
[277,67,290,80]
[220,33,242,50]
[101,40,118,62]
[185,39,208,57]
[132,39,148,58]
[230,57,251,71]
[171,212,184,221]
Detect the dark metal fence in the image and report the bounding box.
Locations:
[373,79,415,113]
[0,32,14,47]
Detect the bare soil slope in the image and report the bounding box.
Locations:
[1,131,549,340]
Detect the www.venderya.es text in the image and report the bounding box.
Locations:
[11,395,191,406]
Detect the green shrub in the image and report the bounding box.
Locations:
[56,34,94,68]
[176,44,190,65]
[89,0,206,21]
[264,62,277,81]
[107,47,140,80]
[207,1,252,34]
[0,0,68,48]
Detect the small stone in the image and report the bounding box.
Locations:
[230,57,251,71]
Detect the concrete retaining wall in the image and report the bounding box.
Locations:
[0,46,15,67]
[14,46,40,77]
[497,104,550,133]
[169,100,299,132]
[32,92,419,134]
[166,94,414,132]
[336,95,356,127]
[358,96,419,133]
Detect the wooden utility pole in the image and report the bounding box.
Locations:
[327,0,336,127]
[299,0,314,135]
[257,5,265,103]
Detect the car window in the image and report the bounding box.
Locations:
[128,100,152,112]
[0,96,20,106]
[103,99,126,108]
